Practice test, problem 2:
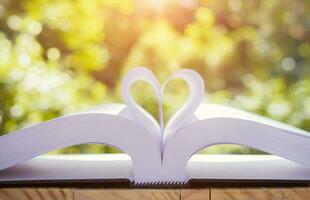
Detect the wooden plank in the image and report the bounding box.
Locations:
[0,188,73,200]
[74,189,180,200]
[211,187,310,200]
[2,187,310,200]
[181,189,210,200]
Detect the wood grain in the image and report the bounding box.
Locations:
[181,189,210,200]
[74,189,180,200]
[0,188,73,200]
[211,187,310,200]
[1,187,310,200]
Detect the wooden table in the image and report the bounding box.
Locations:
[1,186,310,200]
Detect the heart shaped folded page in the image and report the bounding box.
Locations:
[120,67,205,153]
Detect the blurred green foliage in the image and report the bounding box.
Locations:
[0,0,309,154]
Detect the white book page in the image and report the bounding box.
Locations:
[163,103,310,182]
[0,104,162,183]
[2,154,310,182]
[121,67,162,143]
[0,154,133,182]
[188,154,310,180]
[120,67,206,152]
[162,69,205,143]
[194,103,308,136]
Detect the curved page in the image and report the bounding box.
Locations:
[162,69,204,144]
[0,104,162,183]
[121,67,162,142]
[163,104,310,182]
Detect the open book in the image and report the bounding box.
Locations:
[0,67,310,185]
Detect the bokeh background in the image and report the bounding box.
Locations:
[0,0,309,154]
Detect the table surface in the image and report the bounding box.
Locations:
[1,186,310,200]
